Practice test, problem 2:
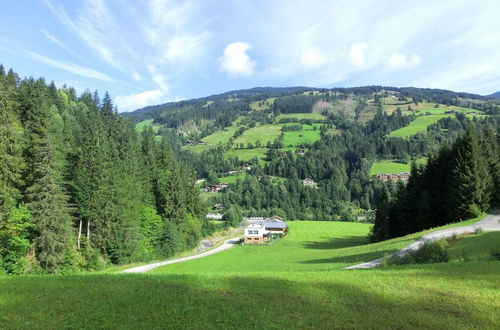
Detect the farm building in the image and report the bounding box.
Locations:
[243,217,287,244]
[204,183,228,193]
[303,178,318,188]
[375,172,410,183]
[206,213,223,220]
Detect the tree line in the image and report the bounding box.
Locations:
[0,67,207,274]
[370,125,500,242]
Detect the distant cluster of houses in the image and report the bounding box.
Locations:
[203,183,228,193]
[243,216,287,244]
[375,172,410,183]
[303,178,318,188]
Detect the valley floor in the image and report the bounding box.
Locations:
[1,218,499,329]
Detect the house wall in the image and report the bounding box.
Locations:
[244,236,265,244]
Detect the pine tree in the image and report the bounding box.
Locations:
[451,129,492,219]
[0,76,24,222]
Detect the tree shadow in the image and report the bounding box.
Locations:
[1,272,493,329]
[302,236,369,250]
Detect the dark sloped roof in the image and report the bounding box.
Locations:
[264,221,286,229]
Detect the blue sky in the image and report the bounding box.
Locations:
[1,0,499,112]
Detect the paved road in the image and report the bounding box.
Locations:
[344,212,500,270]
[121,237,241,274]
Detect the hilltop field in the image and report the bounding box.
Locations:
[2,218,499,329]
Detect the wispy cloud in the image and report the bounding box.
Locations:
[41,30,88,63]
[29,51,113,82]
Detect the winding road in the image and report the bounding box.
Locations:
[344,212,500,269]
[121,237,241,274]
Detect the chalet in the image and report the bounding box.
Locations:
[240,164,252,171]
[375,172,410,183]
[244,223,267,244]
[212,203,224,211]
[303,178,318,188]
[243,219,287,244]
[197,141,206,145]
[295,149,305,156]
[204,183,228,193]
[226,170,238,175]
[206,213,223,220]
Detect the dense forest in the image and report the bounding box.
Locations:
[0,67,208,274]
[370,127,500,242]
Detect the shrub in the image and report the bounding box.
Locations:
[390,240,449,265]
[490,249,500,261]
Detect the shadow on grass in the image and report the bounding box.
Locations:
[302,235,368,250]
[0,270,493,329]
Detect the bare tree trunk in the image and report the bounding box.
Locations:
[77,219,82,249]
[86,220,90,243]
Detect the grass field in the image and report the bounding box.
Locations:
[218,173,246,183]
[389,115,450,138]
[276,113,327,121]
[281,124,322,146]
[223,148,268,163]
[233,125,281,145]
[135,119,160,133]
[1,217,498,329]
[371,161,411,175]
[249,97,276,111]
[448,231,500,262]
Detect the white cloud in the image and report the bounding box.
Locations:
[41,30,88,63]
[386,52,421,70]
[29,51,113,82]
[301,48,326,68]
[115,90,164,112]
[219,42,256,78]
[348,43,367,66]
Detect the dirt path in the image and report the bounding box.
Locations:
[344,212,500,270]
[121,237,241,274]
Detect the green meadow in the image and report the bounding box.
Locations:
[218,172,246,183]
[135,119,160,133]
[276,112,327,121]
[389,115,451,138]
[281,124,322,146]
[223,148,268,163]
[233,124,282,145]
[370,161,411,175]
[1,217,498,329]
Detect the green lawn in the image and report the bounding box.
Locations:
[249,97,276,111]
[135,119,160,133]
[371,161,411,175]
[281,124,322,146]
[276,113,327,121]
[233,125,281,145]
[389,115,451,138]
[1,216,498,329]
[447,231,500,262]
[218,173,246,184]
[223,148,268,163]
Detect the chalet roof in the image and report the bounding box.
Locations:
[264,221,286,229]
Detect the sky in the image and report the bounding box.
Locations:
[0,0,499,112]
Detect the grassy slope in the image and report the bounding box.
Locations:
[281,124,322,146]
[389,115,451,138]
[370,161,411,175]
[223,148,268,163]
[276,113,326,121]
[135,119,160,133]
[448,231,500,262]
[1,217,499,329]
[234,124,282,145]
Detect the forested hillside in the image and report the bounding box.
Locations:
[128,84,499,225]
[0,67,207,274]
